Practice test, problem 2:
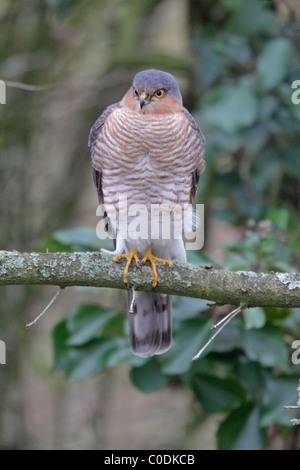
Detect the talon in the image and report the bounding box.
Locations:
[141,247,172,287]
[113,249,140,284]
[113,254,125,263]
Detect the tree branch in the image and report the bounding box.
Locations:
[0,250,300,308]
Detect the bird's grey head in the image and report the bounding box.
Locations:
[128,69,183,113]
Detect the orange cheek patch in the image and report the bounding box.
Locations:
[120,92,140,111]
[147,95,182,114]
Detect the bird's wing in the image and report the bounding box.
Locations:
[181,107,206,207]
[89,102,121,205]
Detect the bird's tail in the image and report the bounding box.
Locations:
[127,291,172,357]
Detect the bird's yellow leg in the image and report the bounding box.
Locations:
[141,247,172,287]
[113,249,140,284]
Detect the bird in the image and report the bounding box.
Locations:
[89,69,205,357]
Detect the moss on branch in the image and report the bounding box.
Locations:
[0,250,300,308]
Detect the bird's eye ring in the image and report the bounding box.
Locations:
[154,89,165,98]
[133,89,138,96]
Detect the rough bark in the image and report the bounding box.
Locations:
[1,250,300,308]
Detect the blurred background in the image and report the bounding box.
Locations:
[0,0,300,450]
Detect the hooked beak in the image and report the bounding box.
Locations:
[139,91,149,109]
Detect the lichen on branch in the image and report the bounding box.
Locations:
[1,250,300,308]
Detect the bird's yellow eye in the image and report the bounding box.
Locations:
[133,89,138,96]
[154,89,165,98]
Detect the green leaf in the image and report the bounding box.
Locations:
[217,403,265,450]
[100,338,133,368]
[53,320,73,370]
[161,319,212,375]
[279,147,300,179]
[283,308,300,334]
[66,304,120,346]
[172,296,209,321]
[51,227,101,250]
[243,125,270,156]
[224,251,251,271]
[41,236,73,253]
[234,358,266,396]
[209,321,241,353]
[256,38,292,91]
[202,84,258,133]
[257,95,279,121]
[226,0,276,36]
[191,374,247,413]
[102,312,126,337]
[291,95,300,121]
[241,326,289,369]
[204,130,242,160]
[264,307,292,324]
[130,359,169,393]
[66,337,130,380]
[53,314,131,379]
[214,34,252,66]
[243,308,266,330]
[194,36,223,90]
[266,208,291,231]
[186,249,218,267]
[261,376,300,426]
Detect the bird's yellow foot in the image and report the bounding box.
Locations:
[141,247,172,287]
[113,249,140,284]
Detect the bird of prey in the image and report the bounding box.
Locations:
[89,69,205,357]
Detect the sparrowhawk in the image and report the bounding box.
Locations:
[89,69,205,357]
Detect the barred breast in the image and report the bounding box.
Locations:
[92,106,205,212]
